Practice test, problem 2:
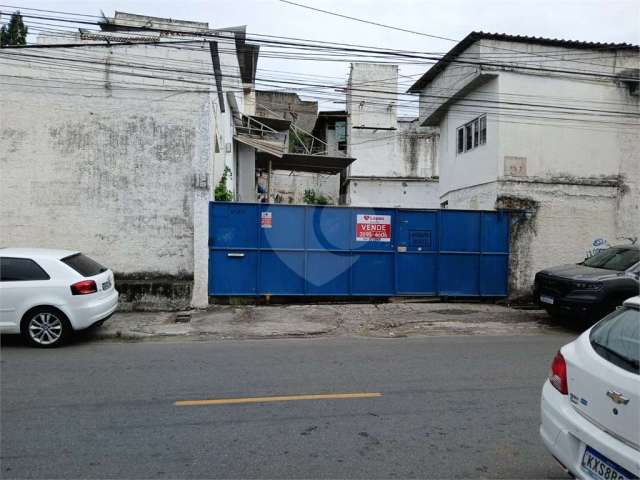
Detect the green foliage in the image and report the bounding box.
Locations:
[214,166,233,201]
[303,189,329,205]
[0,11,28,47]
[289,131,312,153]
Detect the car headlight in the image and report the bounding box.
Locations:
[574,282,603,290]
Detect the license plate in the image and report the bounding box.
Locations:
[581,446,637,480]
[540,295,554,305]
[102,280,111,291]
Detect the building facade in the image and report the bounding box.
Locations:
[409,32,640,298]
[345,63,439,208]
[0,13,257,309]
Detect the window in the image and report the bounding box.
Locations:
[61,253,106,277]
[479,116,487,145]
[0,257,50,281]
[590,306,639,374]
[473,119,479,147]
[456,115,487,154]
[465,124,473,151]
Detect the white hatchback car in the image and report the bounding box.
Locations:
[0,248,118,347]
[540,296,639,480]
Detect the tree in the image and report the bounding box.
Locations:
[0,11,28,47]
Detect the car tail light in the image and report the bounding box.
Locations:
[549,351,568,394]
[71,280,97,295]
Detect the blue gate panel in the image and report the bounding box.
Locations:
[210,203,258,248]
[396,254,437,294]
[479,255,509,296]
[259,252,305,294]
[351,253,394,295]
[438,254,480,296]
[260,205,305,249]
[440,211,481,252]
[306,252,351,295]
[306,207,351,250]
[481,212,510,253]
[396,211,438,252]
[209,203,511,297]
[210,250,257,295]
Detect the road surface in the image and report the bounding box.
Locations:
[1,333,575,478]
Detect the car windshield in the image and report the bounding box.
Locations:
[582,247,640,271]
[590,306,640,374]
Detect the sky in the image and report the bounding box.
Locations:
[4,0,639,114]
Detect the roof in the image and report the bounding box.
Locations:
[0,247,78,259]
[408,31,640,93]
[623,296,640,308]
[255,152,354,175]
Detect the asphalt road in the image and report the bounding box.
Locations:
[1,333,576,479]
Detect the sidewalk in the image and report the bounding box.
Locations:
[87,302,569,342]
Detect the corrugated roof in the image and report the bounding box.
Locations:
[407,31,640,93]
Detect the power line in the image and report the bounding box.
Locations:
[278,0,457,42]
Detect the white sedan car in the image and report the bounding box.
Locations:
[541,296,639,480]
[0,248,118,347]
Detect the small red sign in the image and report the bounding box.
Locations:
[261,211,272,229]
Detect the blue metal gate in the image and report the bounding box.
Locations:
[209,202,511,297]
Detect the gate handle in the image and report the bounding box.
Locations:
[227,253,245,258]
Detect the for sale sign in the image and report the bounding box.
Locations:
[356,214,391,242]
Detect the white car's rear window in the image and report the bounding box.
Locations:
[590,307,640,374]
[61,253,106,277]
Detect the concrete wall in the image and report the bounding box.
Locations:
[269,171,339,205]
[0,34,245,309]
[255,91,318,132]
[348,179,439,208]
[346,64,440,208]
[497,180,620,300]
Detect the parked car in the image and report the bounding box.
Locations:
[0,248,118,347]
[534,245,640,321]
[540,296,639,480]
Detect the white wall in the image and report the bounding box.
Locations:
[269,171,339,205]
[497,71,638,179]
[0,34,245,308]
[348,180,439,208]
[439,77,501,203]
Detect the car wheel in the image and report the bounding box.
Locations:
[21,307,72,348]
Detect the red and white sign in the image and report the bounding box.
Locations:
[356,214,391,242]
[261,211,272,229]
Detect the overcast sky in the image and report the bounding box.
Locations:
[7,0,640,113]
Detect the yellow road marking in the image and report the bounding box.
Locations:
[175,392,382,407]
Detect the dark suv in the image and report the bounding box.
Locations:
[534,245,640,321]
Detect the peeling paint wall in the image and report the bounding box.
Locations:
[0,35,244,309]
[497,180,619,300]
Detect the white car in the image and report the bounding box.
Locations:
[540,296,639,480]
[0,248,118,347]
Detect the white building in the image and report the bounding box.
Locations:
[0,12,258,309]
[408,32,640,298]
[345,63,439,208]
